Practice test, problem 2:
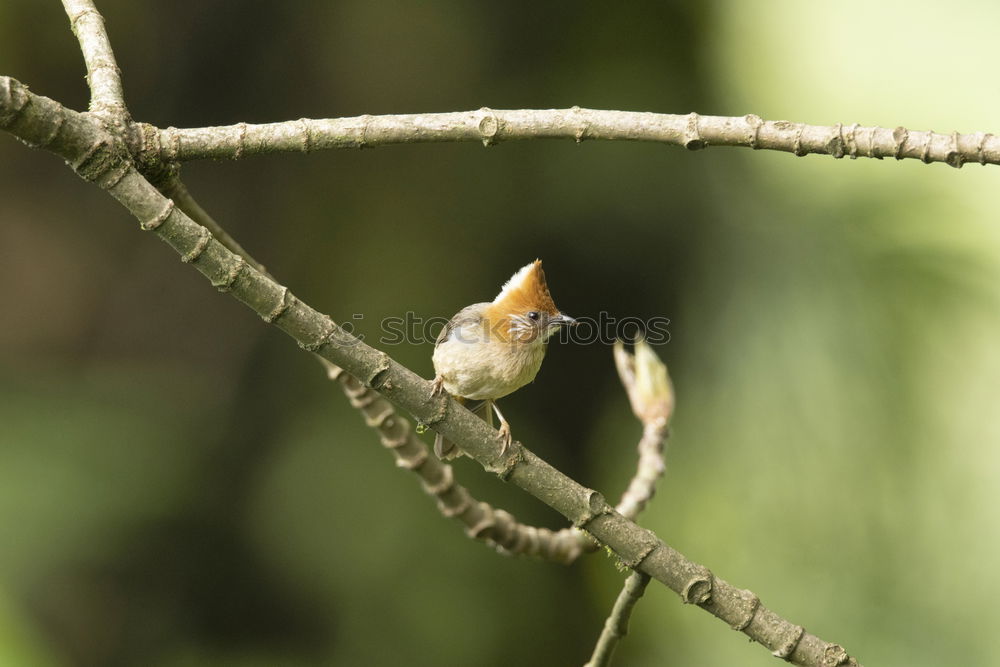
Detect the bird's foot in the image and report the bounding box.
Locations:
[430,375,445,397]
[498,420,513,455]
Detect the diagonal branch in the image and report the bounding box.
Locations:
[153,167,593,564]
[134,119,672,562]
[135,111,601,562]
[319,338,675,563]
[140,125,597,563]
[140,109,1000,169]
[0,76,862,667]
[323,359,590,563]
[60,0,128,118]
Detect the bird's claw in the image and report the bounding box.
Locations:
[498,421,512,455]
[430,376,445,397]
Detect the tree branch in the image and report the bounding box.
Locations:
[322,359,591,563]
[320,337,677,562]
[317,339,675,563]
[140,109,1000,169]
[60,0,128,118]
[0,75,862,666]
[585,571,651,667]
[147,156,592,562]
[139,116,602,562]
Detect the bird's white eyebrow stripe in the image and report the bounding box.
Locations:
[507,313,532,333]
[506,313,541,341]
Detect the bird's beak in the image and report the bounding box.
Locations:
[554,313,576,327]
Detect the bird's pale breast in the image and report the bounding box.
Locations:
[432,318,547,401]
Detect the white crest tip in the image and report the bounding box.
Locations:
[493,260,540,303]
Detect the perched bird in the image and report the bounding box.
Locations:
[431,259,574,459]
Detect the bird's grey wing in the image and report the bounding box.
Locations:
[434,303,488,349]
[432,302,489,460]
[434,319,452,348]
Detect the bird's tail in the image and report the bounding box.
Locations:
[434,398,493,460]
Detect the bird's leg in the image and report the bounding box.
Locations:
[489,400,513,453]
[466,400,488,417]
[430,375,445,397]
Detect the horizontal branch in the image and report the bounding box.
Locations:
[144,108,1000,169]
[0,75,862,666]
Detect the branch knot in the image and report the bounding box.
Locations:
[771,624,806,661]
[180,226,212,263]
[621,530,659,569]
[945,131,964,168]
[234,122,248,160]
[298,118,313,153]
[976,132,991,165]
[920,130,934,164]
[891,126,908,159]
[730,588,761,630]
[744,114,763,149]
[572,489,611,528]
[396,447,429,471]
[826,123,845,159]
[211,256,246,292]
[822,644,852,666]
[683,112,706,150]
[0,77,31,128]
[262,286,292,323]
[299,317,338,352]
[793,125,806,156]
[571,105,590,143]
[681,566,713,605]
[141,198,175,231]
[845,123,859,159]
[477,107,500,147]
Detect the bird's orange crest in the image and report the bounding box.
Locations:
[491,259,559,315]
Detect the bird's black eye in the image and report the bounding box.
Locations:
[527,311,540,321]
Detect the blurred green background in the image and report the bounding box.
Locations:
[3,1,1000,665]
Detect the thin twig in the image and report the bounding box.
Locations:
[612,339,673,520]
[60,0,127,118]
[582,341,669,666]
[158,175,269,277]
[0,76,863,667]
[585,571,651,667]
[140,109,999,169]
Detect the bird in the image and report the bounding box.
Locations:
[431,259,575,459]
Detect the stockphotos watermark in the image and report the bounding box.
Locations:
[334,312,670,346]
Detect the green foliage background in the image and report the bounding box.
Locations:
[2,1,999,665]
